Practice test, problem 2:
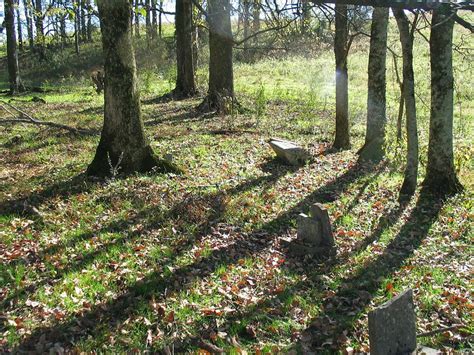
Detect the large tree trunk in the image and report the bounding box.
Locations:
[175,0,197,97]
[88,0,175,177]
[394,8,418,197]
[422,5,463,195]
[333,4,350,150]
[198,0,235,113]
[358,7,389,162]
[5,0,25,94]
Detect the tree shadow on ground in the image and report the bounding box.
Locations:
[11,158,376,352]
[0,173,97,218]
[5,160,300,351]
[293,190,446,352]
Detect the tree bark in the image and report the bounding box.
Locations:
[5,0,25,94]
[151,0,158,39]
[16,3,23,51]
[175,0,197,97]
[145,0,152,43]
[394,8,418,197]
[23,0,34,49]
[135,0,140,38]
[34,0,45,56]
[88,0,175,177]
[74,0,80,54]
[358,7,389,162]
[422,4,463,195]
[333,4,350,150]
[198,0,235,113]
[81,0,87,41]
[242,0,251,61]
[87,0,93,41]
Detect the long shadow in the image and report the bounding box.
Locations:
[0,173,97,217]
[2,161,298,326]
[295,190,446,351]
[12,158,374,351]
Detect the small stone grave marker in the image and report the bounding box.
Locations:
[288,203,336,257]
[368,289,417,355]
[268,138,310,166]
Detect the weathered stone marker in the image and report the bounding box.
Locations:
[268,138,310,166]
[368,289,417,355]
[289,203,335,257]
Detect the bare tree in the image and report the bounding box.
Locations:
[422,4,463,195]
[88,0,178,176]
[5,0,25,94]
[358,7,389,162]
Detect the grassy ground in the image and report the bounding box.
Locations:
[0,22,473,353]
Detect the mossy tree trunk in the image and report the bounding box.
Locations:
[394,8,418,197]
[358,7,388,162]
[175,0,197,97]
[199,0,235,113]
[87,0,166,177]
[422,5,463,195]
[5,0,25,94]
[333,4,350,150]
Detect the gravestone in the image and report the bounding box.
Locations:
[368,289,417,355]
[310,204,334,247]
[297,213,322,245]
[268,138,310,166]
[288,203,336,257]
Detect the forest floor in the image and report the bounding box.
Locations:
[0,34,473,353]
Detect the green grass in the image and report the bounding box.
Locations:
[0,19,473,353]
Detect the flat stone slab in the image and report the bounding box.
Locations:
[310,204,334,247]
[268,138,310,166]
[297,213,322,245]
[369,289,417,355]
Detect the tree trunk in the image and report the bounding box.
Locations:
[422,4,463,195]
[198,0,235,113]
[5,0,25,94]
[135,0,140,38]
[159,0,163,38]
[151,0,158,39]
[333,4,350,150]
[358,7,388,162]
[16,4,23,51]
[88,0,175,177]
[23,0,34,49]
[34,0,45,56]
[145,0,151,43]
[175,0,197,97]
[242,0,251,61]
[87,0,93,41]
[394,8,418,197]
[81,0,87,41]
[74,0,80,54]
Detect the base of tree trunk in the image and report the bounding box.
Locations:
[421,173,463,196]
[197,94,239,114]
[86,145,183,177]
[332,140,351,151]
[357,138,384,163]
[399,178,416,198]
